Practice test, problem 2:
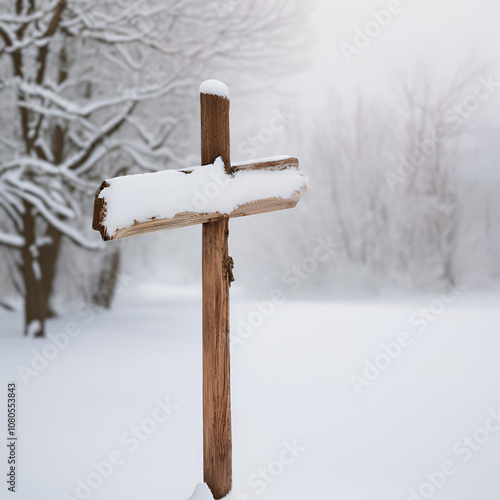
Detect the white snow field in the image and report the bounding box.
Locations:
[1,284,500,500]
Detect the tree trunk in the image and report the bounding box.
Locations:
[39,226,61,318]
[92,249,121,309]
[39,114,66,318]
[21,201,46,337]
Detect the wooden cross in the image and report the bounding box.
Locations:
[92,80,307,499]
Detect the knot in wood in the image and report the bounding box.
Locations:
[226,256,235,285]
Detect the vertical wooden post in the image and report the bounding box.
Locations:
[200,83,232,499]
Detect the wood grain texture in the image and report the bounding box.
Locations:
[92,157,305,241]
[90,82,307,500]
[201,91,232,499]
[97,188,306,240]
[232,156,299,172]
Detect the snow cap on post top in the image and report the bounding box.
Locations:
[200,79,229,100]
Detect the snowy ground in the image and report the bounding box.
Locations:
[1,284,500,500]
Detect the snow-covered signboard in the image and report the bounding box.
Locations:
[92,80,307,500]
[93,155,307,241]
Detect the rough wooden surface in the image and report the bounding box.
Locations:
[90,81,307,500]
[232,156,299,172]
[96,187,305,240]
[92,180,109,238]
[201,91,232,499]
[92,157,305,241]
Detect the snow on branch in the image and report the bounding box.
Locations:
[0,196,22,231]
[0,22,16,47]
[5,179,75,220]
[103,140,185,171]
[63,101,137,172]
[0,232,24,248]
[0,0,65,55]
[18,190,102,250]
[0,157,59,175]
[0,1,61,25]
[61,0,181,56]
[18,74,188,118]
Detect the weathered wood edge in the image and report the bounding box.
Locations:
[177,156,299,175]
[92,180,110,241]
[92,157,305,242]
[95,185,307,241]
[232,156,299,172]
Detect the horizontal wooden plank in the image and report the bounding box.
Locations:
[232,156,299,172]
[93,186,306,240]
[92,157,306,241]
[177,156,299,175]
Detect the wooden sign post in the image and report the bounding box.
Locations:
[201,82,233,498]
[92,80,307,499]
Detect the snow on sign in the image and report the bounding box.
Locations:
[93,155,307,240]
[92,80,307,499]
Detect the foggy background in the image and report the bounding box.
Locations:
[0,0,499,332]
[1,2,500,500]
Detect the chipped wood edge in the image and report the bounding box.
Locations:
[92,180,111,241]
[232,156,299,173]
[177,157,299,175]
[92,157,305,242]
[94,184,307,241]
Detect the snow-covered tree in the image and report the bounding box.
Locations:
[305,66,495,289]
[0,0,310,336]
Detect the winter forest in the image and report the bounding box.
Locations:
[1,1,500,500]
[0,0,498,336]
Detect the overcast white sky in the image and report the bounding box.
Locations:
[312,0,500,76]
[279,0,500,180]
[302,0,500,117]
[233,0,500,179]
